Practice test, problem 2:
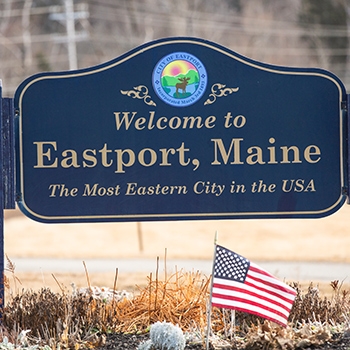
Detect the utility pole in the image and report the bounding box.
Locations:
[22,0,33,71]
[65,0,77,71]
[49,0,89,71]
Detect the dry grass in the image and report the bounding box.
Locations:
[1,256,350,349]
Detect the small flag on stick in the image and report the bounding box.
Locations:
[211,245,296,327]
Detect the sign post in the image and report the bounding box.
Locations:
[0,81,15,309]
[0,80,4,309]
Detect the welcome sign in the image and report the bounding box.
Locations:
[14,37,347,223]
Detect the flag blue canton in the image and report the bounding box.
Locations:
[213,245,250,282]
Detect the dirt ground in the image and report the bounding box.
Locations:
[3,204,350,295]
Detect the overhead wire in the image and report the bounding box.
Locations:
[86,0,350,35]
[1,0,349,37]
[1,0,350,95]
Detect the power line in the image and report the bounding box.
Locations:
[0,3,88,17]
[1,0,350,96]
[1,1,349,37]
[86,10,350,38]
[49,0,89,70]
[87,0,350,35]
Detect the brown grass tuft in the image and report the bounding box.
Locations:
[0,260,349,349]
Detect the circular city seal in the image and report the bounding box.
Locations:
[152,52,207,107]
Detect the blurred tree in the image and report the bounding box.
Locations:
[36,51,51,71]
[225,0,242,13]
[298,0,348,73]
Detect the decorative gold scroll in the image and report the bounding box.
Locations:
[204,83,239,105]
[120,85,156,106]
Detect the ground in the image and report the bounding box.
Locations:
[4,205,350,294]
[3,206,350,349]
[99,332,350,350]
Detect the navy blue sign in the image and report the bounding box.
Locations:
[14,37,347,223]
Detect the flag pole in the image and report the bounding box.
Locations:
[205,231,218,350]
[230,309,235,341]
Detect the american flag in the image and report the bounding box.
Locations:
[211,245,296,327]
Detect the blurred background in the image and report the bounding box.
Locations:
[1,0,350,97]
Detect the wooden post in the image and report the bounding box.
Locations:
[137,222,144,252]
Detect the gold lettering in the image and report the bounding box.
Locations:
[246,146,265,165]
[115,149,135,173]
[280,146,302,164]
[34,141,58,168]
[83,149,97,168]
[138,148,157,167]
[211,138,244,165]
[304,145,321,163]
[159,148,176,166]
[61,150,80,168]
[99,143,113,167]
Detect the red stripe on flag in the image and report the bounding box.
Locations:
[212,291,290,319]
[213,282,292,312]
[244,279,295,305]
[211,246,296,327]
[211,302,288,327]
[248,266,296,296]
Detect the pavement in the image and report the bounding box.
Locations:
[11,257,350,283]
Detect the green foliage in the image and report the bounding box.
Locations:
[161,70,198,87]
[35,52,51,72]
[162,76,169,87]
[172,92,191,99]
[226,0,242,13]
